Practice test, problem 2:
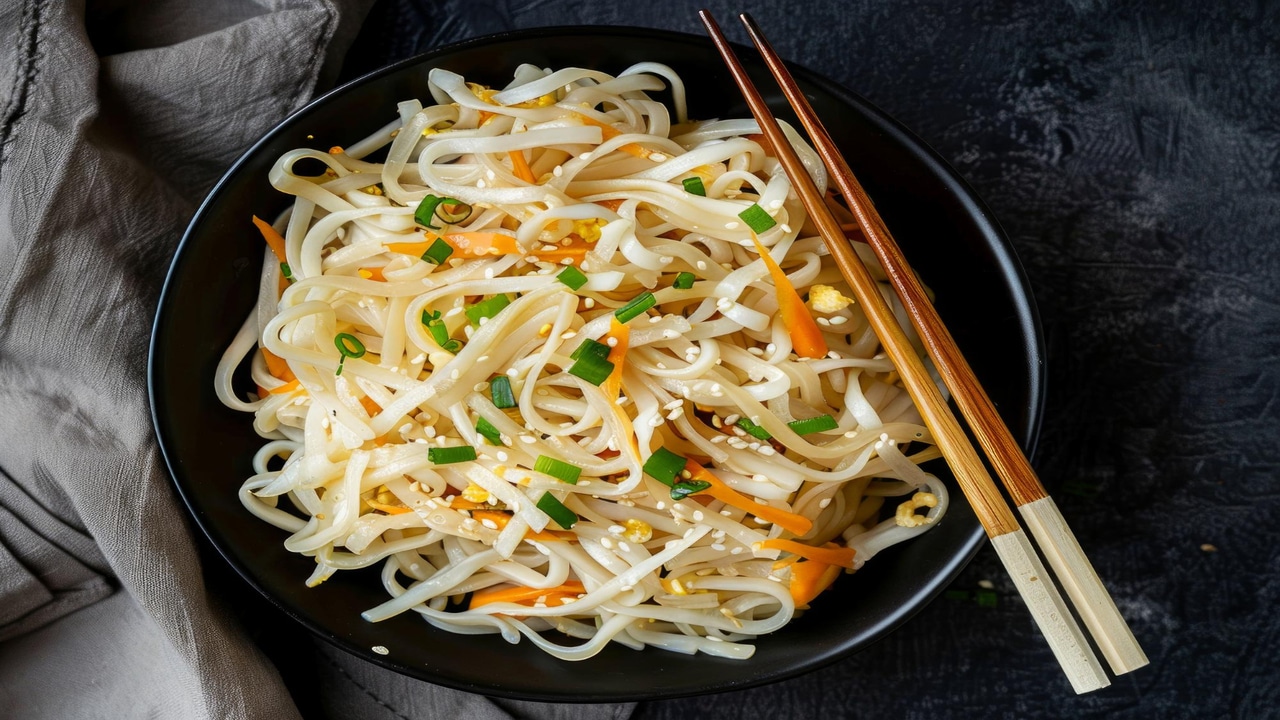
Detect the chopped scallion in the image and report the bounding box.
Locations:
[682,176,706,196]
[614,292,656,323]
[421,309,461,353]
[642,447,686,486]
[435,199,473,224]
[489,376,516,408]
[334,332,366,376]
[569,338,610,362]
[534,455,582,485]
[672,272,696,289]
[556,266,588,290]
[414,194,473,230]
[536,492,578,529]
[736,417,773,440]
[738,203,776,234]
[567,353,613,386]
[280,262,294,281]
[670,478,711,500]
[465,294,511,327]
[428,446,477,465]
[787,414,838,435]
[476,417,502,445]
[420,237,453,265]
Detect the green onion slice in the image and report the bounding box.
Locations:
[414,195,473,229]
[536,493,578,529]
[335,333,366,359]
[420,237,453,265]
[642,447,686,486]
[476,417,502,445]
[682,176,706,196]
[280,262,294,280]
[465,294,511,327]
[567,353,613,386]
[435,199,473,224]
[614,292,656,323]
[569,338,610,362]
[556,265,589,290]
[736,417,773,440]
[787,414,838,435]
[534,455,582,485]
[428,446,477,465]
[421,310,461,353]
[670,479,711,501]
[672,272,696,289]
[738,203,777,234]
[489,375,516,408]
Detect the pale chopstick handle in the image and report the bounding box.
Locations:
[1019,497,1150,674]
[989,529,1111,694]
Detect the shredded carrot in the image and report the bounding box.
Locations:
[358,267,386,282]
[684,462,814,536]
[788,559,843,607]
[758,539,856,569]
[366,500,411,515]
[575,113,652,159]
[260,348,296,382]
[509,149,536,183]
[268,378,301,395]
[252,215,288,265]
[359,396,380,416]
[470,581,587,609]
[386,231,521,259]
[749,232,828,359]
[603,317,630,401]
[596,199,625,212]
[447,497,487,510]
[471,509,511,530]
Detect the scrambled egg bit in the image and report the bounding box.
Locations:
[808,284,854,313]
[461,483,491,504]
[622,518,653,543]
[895,491,939,528]
[572,218,605,243]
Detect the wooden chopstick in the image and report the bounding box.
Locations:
[696,10,1110,693]
[735,12,1149,677]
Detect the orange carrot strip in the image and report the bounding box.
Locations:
[685,462,813,536]
[447,497,487,510]
[359,396,380,416]
[749,232,828,359]
[366,500,411,515]
[596,199,625,212]
[471,510,511,530]
[252,215,288,264]
[268,379,302,395]
[789,559,843,607]
[358,267,386,282]
[603,317,630,401]
[758,539,856,569]
[470,581,587,609]
[261,348,296,382]
[509,149,536,183]
[575,113,652,159]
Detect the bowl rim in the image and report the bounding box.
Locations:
[149,23,1046,701]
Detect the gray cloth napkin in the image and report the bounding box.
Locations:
[0,2,634,718]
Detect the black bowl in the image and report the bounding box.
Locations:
[149,26,1044,702]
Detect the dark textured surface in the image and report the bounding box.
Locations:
[328,1,1279,717]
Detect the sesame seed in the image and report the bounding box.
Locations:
[584,298,596,308]
[601,537,614,549]
[607,337,619,347]
[781,223,792,233]
[711,543,726,551]
[819,498,832,508]
[817,317,831,326]
[560,330,577,339]
[650,153,667,162]
[372,645,389,655]
[520,435,537,444]
[450,369,460,380]
[619,542,632,552]
[553,165,563,177]
[725,221,740,230]
[829,315,848,325]
[696,260,708,271]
